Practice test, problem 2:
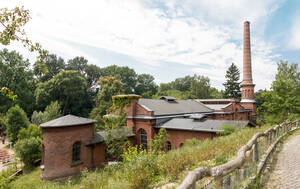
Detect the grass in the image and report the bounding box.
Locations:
[8,125,272,189]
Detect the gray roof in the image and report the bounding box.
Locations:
[154,118,249,132]
[138,99,213,116]
[204,103,231,111]
[196,99,236,102]
[40,115,96,128]
[86,127,134,145]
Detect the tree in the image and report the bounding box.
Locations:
[5,105,29,144]
[0,7,48,73]
[66,56,88,74]
[34,54,66,82]
[101,65,137,93]
[31,111,44,125]
[171,75,193,92]
[135,74,158,98]
[149,128,169,154]
[84,64,102,88]
[90,76,124,130]
[35,70,92,116]
[190,74,211,99]
[223,63,241,98]
[14,137,41,170]
[0,49,37,115]
[17,124,41,141]
[42,101,62,122]
[260,61,300,123]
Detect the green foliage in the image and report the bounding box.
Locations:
[213,151,229,166]
[90,76,124,129]
[223,63,241,98]
[6,105,29,144]
[34,54,66,82]
[259,61,300,124]
[0,7,48,73]
[17,124,41,141]
[135,74,158,98]
[0,49,37,115]
[218,125,236,136]
[150,128,169,154]
[14,137,41,170]
[30,111,44,125]
[43,101,62,122]
[190,74,212,99]
[35,70,91,116]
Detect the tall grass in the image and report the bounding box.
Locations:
[9,125,271,189]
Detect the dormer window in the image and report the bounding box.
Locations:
[160,96,177,103]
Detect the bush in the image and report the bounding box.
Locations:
[14,137,41,170]
[42,101,62,123]
[218,125,236,136]
[31,111,44,125]
[6,105,29,144]
[18,124,42,141]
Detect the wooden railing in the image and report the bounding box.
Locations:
[178,119,300,189]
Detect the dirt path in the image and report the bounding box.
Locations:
[263,132,300,189]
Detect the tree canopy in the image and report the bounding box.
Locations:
[223,63,241,98]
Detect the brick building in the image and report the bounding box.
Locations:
[40,21,256,179]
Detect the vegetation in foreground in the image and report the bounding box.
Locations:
[9,125,271,189]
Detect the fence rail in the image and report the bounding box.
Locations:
[177,119,300,189]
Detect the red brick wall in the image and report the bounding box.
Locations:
[135,119,155,150]
[165,129,216,149]
[41,125,94,180]
[93,143,105,167]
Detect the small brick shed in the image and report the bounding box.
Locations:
[40,115,106,180]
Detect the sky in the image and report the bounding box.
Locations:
[1,0,300,91]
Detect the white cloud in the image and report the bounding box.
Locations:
[1,0,282,90]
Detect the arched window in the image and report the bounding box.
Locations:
[72,141,81,162]
[140,129,147,151]
[166,141,172,151]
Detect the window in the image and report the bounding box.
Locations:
[140,129,147,151]
[72,141,81,162]
[166,141,172,151]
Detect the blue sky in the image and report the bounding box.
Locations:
[2,0,300,91]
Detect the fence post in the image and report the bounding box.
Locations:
[268,131,272,145]
[252,141,258,162]
[215,176,223,189]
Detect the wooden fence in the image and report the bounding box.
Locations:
[177,120,300,189]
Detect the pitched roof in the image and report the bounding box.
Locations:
[154,118,249,132]
[204,103,232,111]
[85,127,135,145]
[40,115,96,128]
[138,99,213,116]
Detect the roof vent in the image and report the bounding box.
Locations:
[160,96,177,103]
[190,114,206,122]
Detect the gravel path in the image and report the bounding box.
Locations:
[264,133,300,189]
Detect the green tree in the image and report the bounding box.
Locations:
[90,76,124,130]
[17,124,41,141]
[14,137,41,170]
[135,74,158,98]
[0,49,37,115]
[171,75,193,91]
[260,61,300,123]
[190,74,211,99]
[0,7,48,73]
[101,65,137,93]
[5,105,29,144]
[84,64,102,88]
[66,56,88,74]
[31,111,44,125]
[35,70,91,116]
[149,128,169,154]
[34,54,66,82]
[223,63,241,98]
[42,101,62,122]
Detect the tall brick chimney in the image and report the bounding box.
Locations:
[241,21,256,116]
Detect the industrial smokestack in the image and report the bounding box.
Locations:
[242,21,253,85]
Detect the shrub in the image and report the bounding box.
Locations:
[31,111,44,125]
[42,101,62,123]
[18,124,42,141]
[150,128,169,154]
[6,105,29,144]
[14,137,41,170]
[218,125,236,136]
